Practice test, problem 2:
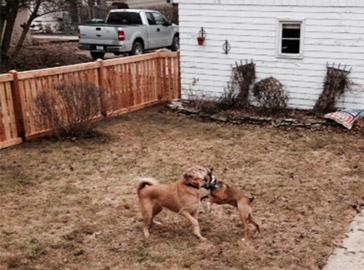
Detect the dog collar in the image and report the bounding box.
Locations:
[185,183,199,189]
[206,184,218,190]
[210,184,219,190]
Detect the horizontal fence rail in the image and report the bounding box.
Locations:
[0,51,180,149]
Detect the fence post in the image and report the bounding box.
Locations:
[177,51,181,99]
[9,70,25,140]
[97,59,107,117]
[155,51,163,100]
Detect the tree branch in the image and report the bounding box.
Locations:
[11,0,42,59]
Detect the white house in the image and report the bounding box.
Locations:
[174,0,364,110]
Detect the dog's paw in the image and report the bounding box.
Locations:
[199,236,207,241]
[207,202,212,213]
[152,221,163,226]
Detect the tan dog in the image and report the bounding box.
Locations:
[137,166,214,240]
[202,179,260,241]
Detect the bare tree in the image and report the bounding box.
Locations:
[0,0,65,73]
[88,0,95,19]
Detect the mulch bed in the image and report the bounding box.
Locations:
[168,100,364,134]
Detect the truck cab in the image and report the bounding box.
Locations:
[78,9,179,59]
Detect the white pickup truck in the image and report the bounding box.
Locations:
[78,9,179,59]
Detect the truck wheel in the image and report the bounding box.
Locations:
[170,35,179,51]
[131,41,144,55]
[90,51,105,60]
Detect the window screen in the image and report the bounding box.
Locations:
[281,23,301,54]
[106,12,142,25]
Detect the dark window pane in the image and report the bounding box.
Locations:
[282,39,300,54]
[107,12,142,25]
[282,28,300,38]
[146,12,156,25]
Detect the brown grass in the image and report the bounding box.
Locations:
[1,106,364,270]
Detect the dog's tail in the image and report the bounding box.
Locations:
[137,177,159,196]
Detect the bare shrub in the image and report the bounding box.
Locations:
[35,81,106,138]
[149,5,179,24]
[218,61,256,110]
[314,64,351,114]
[182,78,205,109]
[253,77,289,114]
[11,42,91,71]
[199,100,220,114]
[182,81,219,114]
[217,84,239,110]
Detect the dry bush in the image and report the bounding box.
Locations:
[217,85,238,110]
[35,81,106,138]
[314,65,351,114]
[182,79,220,114]
[11,42,91,71]
[253,77,289,114]
[199,100,220,114]
[218,61,256,110]
[149,5,179,24]
[184,89,219,114]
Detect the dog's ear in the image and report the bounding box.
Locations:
[182,172,190,180]
[210,167,214,173]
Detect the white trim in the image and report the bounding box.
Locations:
[276,18,305,59]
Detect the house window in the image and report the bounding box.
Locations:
[278,20,304,58]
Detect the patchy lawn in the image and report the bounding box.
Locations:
[1,106,363,270]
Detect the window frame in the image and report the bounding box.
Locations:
[276,18,305,59]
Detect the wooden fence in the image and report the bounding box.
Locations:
[0,51,180,149]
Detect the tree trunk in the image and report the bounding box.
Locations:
[11,1,42,61]
[88,0,95,19]
[0,0,3,44]
[0,1,19,73]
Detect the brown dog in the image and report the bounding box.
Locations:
[137,166,214,240]
[202,179,260,240]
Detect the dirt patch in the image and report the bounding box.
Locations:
[1,106,364,270]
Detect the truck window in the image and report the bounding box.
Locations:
[152,12,166,26]
[106,12,142,25]
[146,12,156,25]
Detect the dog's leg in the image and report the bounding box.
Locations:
[140,200,153,238]
[249,214,260,234]
[180,211,207,241]
[201,195,213,213]
[151,205,163,226]
[206,201,212,213]
[238,203,250,241]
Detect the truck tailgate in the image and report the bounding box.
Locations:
[79,25,121,46]
[79,24,146,46]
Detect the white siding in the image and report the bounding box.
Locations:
[178,1,364,109]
